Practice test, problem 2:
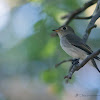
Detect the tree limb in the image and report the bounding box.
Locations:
[51,0,97,37]
[74,15,92,19]
[62,0,97,25]
[64,49,100,82]
[83,0,100,42]
[76,49,100,70]
[63,15,92,20]
[55,59,73,68]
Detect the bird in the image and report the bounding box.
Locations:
[53,25,100,73]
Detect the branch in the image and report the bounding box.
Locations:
[51,0,97,37]
[63,15,92,20]
[55,59,73,68]
[62,0,97,25]
[76,49,100,70]
[74,15,92,19]
[83,0,100,42]
[65,49,100,83]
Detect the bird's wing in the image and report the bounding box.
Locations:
[66,33,100,61]
[66,33,93,54]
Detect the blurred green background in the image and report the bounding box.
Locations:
[0,0,100,100]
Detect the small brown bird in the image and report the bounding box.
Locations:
[53,25,100,72]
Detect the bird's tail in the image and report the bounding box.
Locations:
[95,56,100,61]
[91,59,100,73]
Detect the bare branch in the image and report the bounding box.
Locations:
[62,0,97,25]
[65,59,80,83]
[74,15,92,19]
[51,0,97,38]
[65,49,100,83]
[62,15,92,20]
[55,59,73,68]
[83,24,97,42]
[83,0,100,42]
[76,49,100,71]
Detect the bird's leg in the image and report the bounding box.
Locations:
[68,58,80,72]
[72,58,80,65]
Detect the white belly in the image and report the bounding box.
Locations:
[60,38,87,59]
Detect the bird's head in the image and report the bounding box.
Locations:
[53,25,75,38]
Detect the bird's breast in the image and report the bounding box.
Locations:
[60,37,87,59]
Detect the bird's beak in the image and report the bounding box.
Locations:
[52,29,60,32]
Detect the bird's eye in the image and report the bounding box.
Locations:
[63,27,66,30]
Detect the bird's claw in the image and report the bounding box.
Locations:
[72,58,79,65]
[64,75,71,79]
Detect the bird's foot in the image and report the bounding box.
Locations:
[72,58,80,65]
[64,75,71,79]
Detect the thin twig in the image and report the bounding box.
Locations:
[51,0,97,37]
[65,62,79,83]
[62,0,97,25]
[62,15,92,20]
[83,12,100,42]
[74,15,92,19]
[55,59,73,68]
[83,0,100,42]
[83,24,97,42]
